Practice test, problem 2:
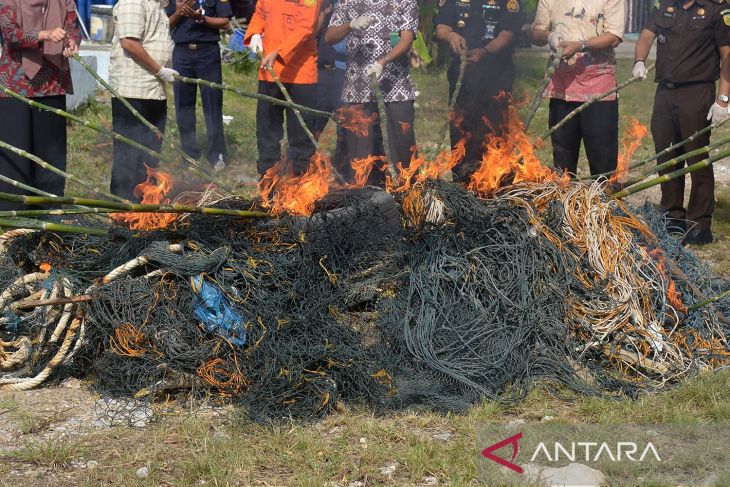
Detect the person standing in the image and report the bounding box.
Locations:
[245,0,322,178]
[0,0,80,211]
[325,0,419,187]
[435,0,525,182]
[313,0,348,177]
[531,0,626,176]
[109,0,176,202]
[634,0,730,245]
[166,0,232,172]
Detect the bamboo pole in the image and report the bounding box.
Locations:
[612,148,727,199]
[173,74,333,120]
[539,64,656,142]
[0,217,109,236]
[0,86,234,195]
[72,54,227,190]
[0,208,113,218]
[435,52,467,155]
[0,139,128,203]
[370,71,398,180]
[0,173,56,198]
[523,51,562,131]
[0,192,270,218]
[689,289,730,311]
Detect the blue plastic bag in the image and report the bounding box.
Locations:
[191,275,247,347]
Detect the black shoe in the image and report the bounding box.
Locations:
[665,219,686,236]
[682,227,713,246]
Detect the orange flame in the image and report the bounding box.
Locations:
[611,118,648,185]
[336,105,378,137]
[350,155,387,189]
[468,104,566,196]
[400,121,411,134]
[258,152,332,216]
[649,248,688,314]
[385,140,467,193]
[111,165,176,230]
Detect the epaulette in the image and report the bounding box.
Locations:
[709,0,726,4]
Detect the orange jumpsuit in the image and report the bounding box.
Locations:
[244,0,322,85]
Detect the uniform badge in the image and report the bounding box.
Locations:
[507,0,520,13]
[667,6,675,12]
[697,7,705,14]
[303,0,315,5]
[723,9,730,25]
[439,0,446,6]
[653,0,660,9]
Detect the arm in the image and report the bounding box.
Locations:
[317,0,333,35]
[435,24,467,56]
[378,30,414,66]
[530,0,550,46]
[325,23,350,44]
[168,0,196,28]
[120,37,163,74]
[634,28,656,63]
[243,0,266,42]
[62,10,81,57]
[486,30,514,54]
[561,32,621,60]
[0,4,49,49]
[199,15,230,29]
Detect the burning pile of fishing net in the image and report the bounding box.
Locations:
[1,178,728,422]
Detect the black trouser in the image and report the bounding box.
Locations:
[0,95,66,210]
[313,66,347,175]
[256,81,316,177]
[111,98,167,202]
[448,58,515,181]
[651,82,715,230]
[173,43,227,165]
[342,100,416,188]
[548,98,619,176]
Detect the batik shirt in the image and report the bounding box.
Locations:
[0,5,81,98]
[533,0,626,101]
[329,0,418,103]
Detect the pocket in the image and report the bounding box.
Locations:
[688,16,710,31]
[282,4,303,30]
[654,15,676,31]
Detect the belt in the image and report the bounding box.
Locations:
[659,80,713,89]
[178,42,218,50]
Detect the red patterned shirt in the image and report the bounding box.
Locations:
[0,5,81,98]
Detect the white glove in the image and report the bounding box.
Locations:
[156,67,179,83]
[365,62,383,79]
[350,15,375,33]
[707,101,730,124]
[249,34,263,55]
[632,60,647,80]
[547,31,564,52]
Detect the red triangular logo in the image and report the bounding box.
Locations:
[481,432,524,474]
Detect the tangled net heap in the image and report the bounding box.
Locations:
[1,181,729,421]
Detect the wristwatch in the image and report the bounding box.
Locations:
[718,94,730,103]
[579,41,588,53]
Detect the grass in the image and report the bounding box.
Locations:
[1,53,729,486]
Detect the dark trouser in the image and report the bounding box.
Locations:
[111,97,167,202]
[313,66,347,175]
[548,98,619,176]
[173,43,227,165]
[651,83,715,230]
[449,58,515,182]
[256,81,316,177]
[343,100,416,188]
[0,95,66,210]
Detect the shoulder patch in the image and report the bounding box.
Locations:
[710,0,725,4]
[439,0,446,6]
[723,8,730,25]
[506,0,520,13]
[653,0,660,10]
[303,0,316,6]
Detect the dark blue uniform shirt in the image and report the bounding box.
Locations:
[166,0,234,44]
[435,0,524,59]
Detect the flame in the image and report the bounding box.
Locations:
[111,165,176,230]
[468,103,566,196]
[336,105,378,137]
[648,248,687,314]
[258,152,332,216]
[612,118,648,185]
[350,155,387,189]
[399,121,411,134]
[385,140,467,193]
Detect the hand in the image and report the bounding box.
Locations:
[62,38,78,58]
[364,61,383,79]
[466,47,487,64]
[156,66,179,83]
[350,15,375,33]
[707,101,730,124]
[182,4,204,19]
[175,0,195,15]
[447,32,467,56]
[260,51,279,69]
[560,40,582,60]
[632,60,647,80]
[547,31,564,53]
[39,28,67,43]
[249,34,263,54]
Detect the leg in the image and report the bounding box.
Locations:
[581,99,619,176]
[173,45,201,160]
[548,99,582,175]
[312,68,332,138]
[452,65,487,180]
[285,83,317,175]
[0,97,33,210]
[679,83,714,231]
[651,87,686,224]
[343,102,384,187]
[198,45,227,165]
[31,95,68,200]
[384,100,416,169]
[331,69,349,180]
[256,81,285,176]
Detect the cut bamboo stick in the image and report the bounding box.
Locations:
[435,52,467,155]
[523,51,562,131]
[0,217,109,236]
[370,71,398,180]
